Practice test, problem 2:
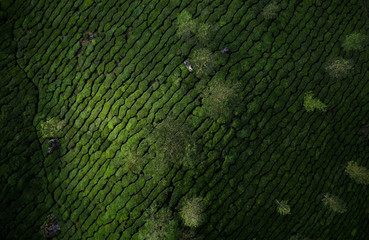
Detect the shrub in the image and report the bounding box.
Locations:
[303,91,327,112]
[261,2,280,19]
[275,200,291,215]
[124,149,144,174]
[201,79,239,121]
[138,206,178,240]
[180,197,204,228]
[342,32,368,51]
[324,57,353,78]
[190,48,218,77]
[321,193,347,213]
[40,117,66,139]
[345,161,369,185]
[289,234,310,240]
[151,117,198,167]
[176,11,197,40]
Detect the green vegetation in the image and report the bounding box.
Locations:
[2,0,369,239]
[261,2,280,19]
[176,11,197,40]
[151,117,198,168]
[289,234,310,240]
[324,57,353,78]
[201,79,239,121]
[138,206,178,240]
[303,91,327,112]
[342,32,368,51]
[322,193,347,214]
[40,117,65,139]
[190,48,218,77]
[275,200,291,215]
[345,161,369,185]
[180,197,204,228]
[196,23,213,44]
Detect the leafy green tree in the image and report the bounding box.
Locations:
[321,193,347,213]
[303,91,327,112]
[151,117,198,168]
[40,117,65,139]
[180,197,204,228]
[138,206,178,240]
[342,32,368,51]
[345,161,369,185]
[324,57,353,78]
[190,48,218,77]
[201,79,240,121]
[196,23,213,44]
[177,11,197,40]
[275,200,291,215]
[261,2,280,19]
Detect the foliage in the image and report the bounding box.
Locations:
[289,234,310,240]
[138,206,178,240]
[180,197,204,228]
[40,117,65,139]
[151,117,198,168]
[321,193,347,213]
[177,229,204,240]
[196,23,213,44]
[201,79,239,121]
[124,149,144,174]
[342,32,368,51]
[324,57,353,78]
[345,161,369,185]
[177,11,197,40]
[261,2,280,19]
[190,48,218,77]
[303,91,327,112]
[275,200,291,215]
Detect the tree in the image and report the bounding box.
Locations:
[303,91,327,112]
[261,2,280,19]
[342,32,368,51]
[176,11,197,40]
[180,197,204,228]
[324,57,353,78]
[345,161,369,185]
[40,117,66,139]
[151,117,198,168]
[190,48,218,77]
[321,193,347,213]
[201,79,239,121]
[275,200,291,215]
[138,206,178,240]
[196,23,213,44]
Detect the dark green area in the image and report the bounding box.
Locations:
[1,0,369,239]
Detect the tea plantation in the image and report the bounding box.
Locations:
[1,0,369,239]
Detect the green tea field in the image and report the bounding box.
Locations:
[1,0,369,239]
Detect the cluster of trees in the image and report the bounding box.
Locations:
[137,198,205,240]
[303,32,367,112]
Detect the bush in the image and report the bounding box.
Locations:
[321,193,347,213]
[190,48,218,77]
[324,57,353,78]
[138,206,178,240]
[201,79,240,121]
[180,197,204,228]
[342,32,368,51]
[261,2,280,19]
[40,117,66,139]
[275,200,291,215]
[176,11,197,40]
[345,161,369,185]
[151,117,198,167]
[303,91,327,112]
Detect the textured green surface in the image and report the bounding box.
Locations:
[1,0,369,239]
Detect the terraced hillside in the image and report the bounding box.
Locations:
[1,0,369,239]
